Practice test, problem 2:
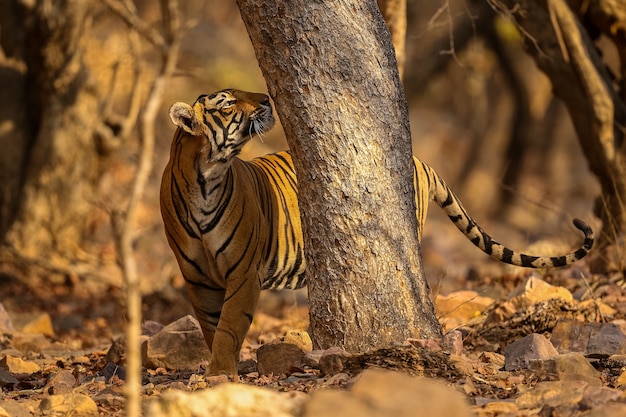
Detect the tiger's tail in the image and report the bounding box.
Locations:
[416,159,593,268]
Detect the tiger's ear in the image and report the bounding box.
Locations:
[169,102,202,135]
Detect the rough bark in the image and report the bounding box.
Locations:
[493,0,626,265]
[378,0,407,79]
[0,0,103,264]
[237,0,442,351]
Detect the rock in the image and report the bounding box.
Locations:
[579,385,621,409]
[107,334,150,364]
[106,335,127,364]
[617,369,626,386]
[145,381,303,417]
[551,319,626,357]
[503,333,559,371]
[442,330,463,355]
[0,303,15,332]
[10,312,55,337]
[142,315,211,370]
[257,342,305,375]
[530,352,602,386]
[516,380,587,410]
[0,367,19,387]
[303,350,324,368]
[0,355,40,374]
[10,332,51,354]
[238,358,257,374]
[142,320,165,336]
[99,362,126,381]
[318,347,351,375]
[92,385,126,408]
[281,330,312,352]
[435,290,494,329]
[39,393,99,417]
[44,369,77,394]
[0,401,31,417]
[586,402,626,417]
[474,401,519,417]
[303,369,472,417]
[508,276,573,306]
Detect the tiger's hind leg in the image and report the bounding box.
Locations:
[184,281,225,366]
[205,273,262,376]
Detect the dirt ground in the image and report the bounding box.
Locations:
[2,243,626,416]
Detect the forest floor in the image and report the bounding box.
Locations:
[1,254,626,416]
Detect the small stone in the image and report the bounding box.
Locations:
[0,401,31,417]
[475,401,519,416]
[44,369,76,394]
[303,350,324,368]
[142,320,165,336]
[145,382,303,417]
[237,358,257,374]
[508,276,573,306]
[435,290,494,329]
[106,335,126,364]
[318,347,352,376]
[551,320,626,357]
[442,330,463,355]
[617,369,626,387]
[10,332,51,354]
[281,330,313,352]
[586,402,626,417]
[142,315,211,370]
[503,333,558,371]
[0,303,15,332]
[304,369,472,417]
[579,385,621,409]
[516,380,586,410]
[0,367,19,387]
[10,312,54,337]
[39,393,99,417]
[0,355,40,374]
[531,352,602,386]
[99,362,126,381]
[257,342,305,375]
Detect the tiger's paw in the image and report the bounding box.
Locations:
[206,357,239,379]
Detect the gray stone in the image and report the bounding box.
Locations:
[551,320,626,357]
[256,342,305,375]
[44,369,77,395]
[318,347,351,375]
[503,333,558,371]
[142,315,210,370]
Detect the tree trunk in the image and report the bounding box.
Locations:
[492,0,626,269]
[237,0,442,351]
[0,0,103,265]
[378,0,407,79]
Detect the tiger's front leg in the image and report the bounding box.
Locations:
[206,272,261,376]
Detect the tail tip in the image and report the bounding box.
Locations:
[572,218,593,238]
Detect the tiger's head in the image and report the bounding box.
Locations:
[169,89,275,162]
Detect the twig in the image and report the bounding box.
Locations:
[105,0,182,416]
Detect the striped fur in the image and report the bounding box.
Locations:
[160,89,593,375]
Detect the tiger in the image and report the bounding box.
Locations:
[159,88,594,376]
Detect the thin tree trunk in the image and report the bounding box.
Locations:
[493,0,626,269]
[237,0,441,351]
[0,0,102,264]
